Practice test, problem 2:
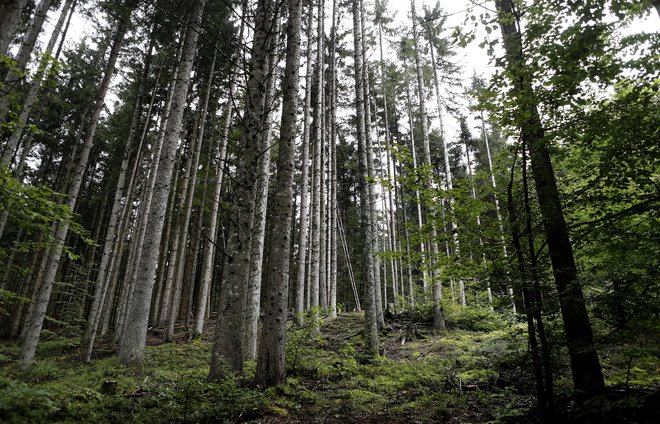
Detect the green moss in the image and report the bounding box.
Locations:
[2,311,653,423]
[343,388,388,412]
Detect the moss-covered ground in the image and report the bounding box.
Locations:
[0,308,657,423]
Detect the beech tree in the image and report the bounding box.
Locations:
[494,0,604,396]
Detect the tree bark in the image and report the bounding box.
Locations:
[495,0,604,396]
[243,22,280,360]
[309,0,324,330]
[328,0,338,319]
[19,4,134,368]
[0,0,27,57]
[118,0,205,365]
[83,35,156,361]
[360,1,385,330]
[293,1,315,325]
[1,0,74,169]
[411,0,447,329]
[353,0,378,357]
[256,0,303,386]
[192,1,247,337]
[166,42,217,342]
[209,0,276,378]
[404,79,427,296]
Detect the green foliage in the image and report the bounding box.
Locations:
[0,289,30,317]
[0,169,92,265]
[1,312,656,422]
[444,304,512,332]
[0,338,264,424]
[286,313,328,376]
[0,377,59,424]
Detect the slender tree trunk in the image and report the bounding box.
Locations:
[521,143,554,409]
[411,0,446,329]
[328,0,338,320]
[506,153,546,408]
[480,113,515,311]
[404,80,427,294]
[107,70,165,335]
[495,0,604,396]
[294,1,315,325]
[1,0,75,169]
[118,0,205,365]
[82,34,158,361]
[377,18,399,309]
[353,0,378,357]
[209,0,276,378]
[461,124,492,305]
[360,3,385,329]
[0,0,53,125]
[255,0,303,386]
[337,213,360,310]
[309,0,324,330]
[166,42,217,341]
[192,10,245,336]
[18,7,133,368]
[243,24,280,360]
[0,0,27,57]
[131,40,185,332]
[192,38,242,336]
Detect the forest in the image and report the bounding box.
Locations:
[0,0,658,422]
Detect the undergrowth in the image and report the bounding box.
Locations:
[0,309,657,423]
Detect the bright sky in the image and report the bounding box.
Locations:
[380,0,495,145]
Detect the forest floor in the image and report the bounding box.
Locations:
[0,310,658,423]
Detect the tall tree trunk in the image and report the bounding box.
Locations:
[1,0,75,169]
[18,4,134,368]
[243,23,280,360]
[359,1,385,330]
[106,67,167,335]
[293,1,315,325]
[404,79,427,295]
[495,0,604,396]
[83,37,156,361]
[461,123,491,305]
[255,0,303,386]
[0,0,27,57]
[411,0,446,329]
[125,34,186,336]
[353,0,378,357]
[0,0,53,125]
[327,0,338,320]
[309,0,324,330]
[377,16,399,308]
[118,0,205,365]
[192,50,242,338]
[166,43,217,342]
[209,0,276,378]
[480,112,516,310]
[521,143,554,408]
[506,152,546,408]
[192,0,247,337]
